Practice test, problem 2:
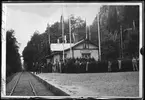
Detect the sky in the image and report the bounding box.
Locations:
[5,3,101,61]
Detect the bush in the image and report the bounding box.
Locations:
[111,60,119,72]
[97,60,108,72]
[121,59,133,72]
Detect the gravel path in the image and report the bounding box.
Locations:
[37,72,139,97]
[6,72,55,96]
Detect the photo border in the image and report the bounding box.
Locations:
[1,1,144,99]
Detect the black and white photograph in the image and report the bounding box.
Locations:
[1,2,143,99]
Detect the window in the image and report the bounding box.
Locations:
[82,53,91,58]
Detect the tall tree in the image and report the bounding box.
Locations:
[6,29,22,76]
[91,5,139,60]
[23,30,51,71]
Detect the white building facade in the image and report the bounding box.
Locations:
[50,39,99,64]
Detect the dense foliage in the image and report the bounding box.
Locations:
[6,30,22,77]
[91,5,139,60]
[22,31,51,71]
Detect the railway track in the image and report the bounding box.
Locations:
[9,72,37,96]
[29,80,37,96]
[7,72,55,96]
[9,72,23,96]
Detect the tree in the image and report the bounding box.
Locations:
[22,30,51,71]
[6,29,22,76]
[91,5,139,60]
[48,15,86,43]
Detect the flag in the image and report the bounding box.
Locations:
[68,16,71,43]
[60,14,65,43]
[60,7,65,61]
[85,18,88,39]
[72,32,75,43]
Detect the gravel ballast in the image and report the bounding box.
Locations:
[36,72,139,97]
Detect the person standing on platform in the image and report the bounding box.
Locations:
[86,59,89,72]
[108,60,112,72]
[132,57,138,71]
[52,62,55,73]
[118,59,122,71]
[59,60,62,73]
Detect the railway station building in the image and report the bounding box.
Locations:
[48,39,99,65]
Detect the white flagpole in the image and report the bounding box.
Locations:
[69,15,73,58]
[88,25,90,49]
[85,18,88,39]
[61,5,65,62]
[62,6,64,62]
[62,10,65,62]
[97,13,101,61]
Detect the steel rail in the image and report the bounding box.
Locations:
[29,80,37,96]
[9,72,23,96]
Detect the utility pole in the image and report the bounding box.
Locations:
[85,18,88,39]
[120,25,123,58]
[61,5,65,62]
[89,25,91,40]
[46,23,49,56]
[69,15,73,58]
[97,13,101,61]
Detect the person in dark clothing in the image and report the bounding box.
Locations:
[108,60,112,72]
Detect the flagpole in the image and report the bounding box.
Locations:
[88,25,90,49]
[69,15,73,58]
[61,5,65,62]
[49,33,50,44]
[85,18,87,39]
[97,13,101,61]
[120,25,123,59]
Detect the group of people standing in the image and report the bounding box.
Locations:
[51,57,96,73]
[108,56,139,72]
[33,56,139,74]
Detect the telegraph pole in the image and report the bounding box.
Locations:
[69,15,73,58]
[61,5,65,62]
[97,13,101,61]
[85,18,88,39]
[120,25,123,58]
[89,25,91,40]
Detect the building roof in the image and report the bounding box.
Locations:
[50,43,75,51]
[65,39,98,51]
[50,39,98,52]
